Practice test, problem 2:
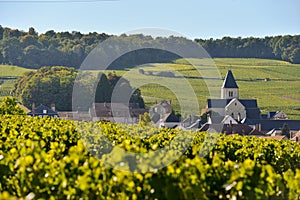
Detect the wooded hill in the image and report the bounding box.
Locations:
[0,25,299,69]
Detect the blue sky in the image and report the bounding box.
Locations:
[0,0,299,39]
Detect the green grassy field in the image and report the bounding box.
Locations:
[118,58,300,119]
[0,65,33,100]
[1,59,300,119]
[0,64,32,77]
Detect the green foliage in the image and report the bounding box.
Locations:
[12,66,78,111]
[281,123,290,138]
[12,68,145,111]
[0,96,25,115]
[138,58,300,119]
[95,72,145,107]
[1,26,300,70]
[196,35,300,64]
[0,26,109,69]
[138,112,152,126]
[0,115,300,199]
[0,65,32,77]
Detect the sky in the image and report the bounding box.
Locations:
[0,0,299,39]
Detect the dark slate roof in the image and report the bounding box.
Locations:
[27,104,59,116]
[261,114,268,119]
[239,100,258,108]
[245,108,261,119]
[222,70,238,89]
[197,123,263,135]
[246,119,300,131]
[165,112,180,122]
[267,112,277,119]
[207,99,258,109]
[207,99,230,108]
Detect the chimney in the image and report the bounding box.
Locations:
[51,103,56,111]
[32,102,35,116]
[237,113,241,123]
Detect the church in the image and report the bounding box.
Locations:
[207,70,261,122]
[201,70,300,135]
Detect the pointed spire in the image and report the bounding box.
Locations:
[222,70,238,88]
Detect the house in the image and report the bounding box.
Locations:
[27,103,59,117]
[198,121,262,135]
[202,70,300,135]
[246,119,300,134]
[57,102,147,123]
[90,102,148,123]
[269,111,289,120]
[149,100,181,128]
[291,130,300,142]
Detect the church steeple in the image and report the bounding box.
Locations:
[221,70,239,99]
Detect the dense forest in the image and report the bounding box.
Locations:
[196,36,300,63]
[0,25,300,69]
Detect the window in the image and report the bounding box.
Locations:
[229,91,233,97]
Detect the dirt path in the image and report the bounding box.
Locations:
[281,96,300,102]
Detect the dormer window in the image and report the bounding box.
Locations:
[43,109,47,114]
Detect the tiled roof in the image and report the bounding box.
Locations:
[222,70,238,88]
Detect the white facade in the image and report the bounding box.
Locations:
[221,88,239,99]
[225,98,246,121]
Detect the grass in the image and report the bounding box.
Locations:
[1,59,300,119]
[0,64,32,77]
[0,65,34,101]
[122,58,300,119]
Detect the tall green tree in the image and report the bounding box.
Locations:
[281,123,290,139]
[95,73,145,108]
[95,73,112,103]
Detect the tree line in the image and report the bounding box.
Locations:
[0,26,109,69]
[0,25,300,70]
[195,35,300,64]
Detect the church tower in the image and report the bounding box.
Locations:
[221,70,239,99]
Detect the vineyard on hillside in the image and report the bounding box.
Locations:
[0,115,299,199]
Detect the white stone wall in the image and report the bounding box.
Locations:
[225,99,246,120]
[221,88,239,99]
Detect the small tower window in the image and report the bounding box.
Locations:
[229,91,233,97]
